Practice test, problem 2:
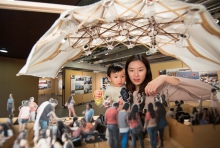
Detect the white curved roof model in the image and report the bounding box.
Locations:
[17,0,220,78]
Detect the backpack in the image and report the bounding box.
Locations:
[8,98,13,109]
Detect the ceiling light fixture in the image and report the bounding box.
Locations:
[0,48,8,53]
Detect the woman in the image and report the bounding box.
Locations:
[118,103,130,148]
[35,129,49,148]
[56,121,68,145]
[13,130,29,148]
[18,101,31,132]
[67,95,76,119]
[155,102,167,148]
[144,103,157,148]
[62,132,74,148]
[124,54,213,105]
[128,104,144,148]
[80,118,94,141]
[29,97,38,122]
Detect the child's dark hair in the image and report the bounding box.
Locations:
[107,63,124,77]
[211,88,216,93]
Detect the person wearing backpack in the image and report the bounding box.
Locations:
[7,94,15,117]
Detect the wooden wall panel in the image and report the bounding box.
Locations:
[83,71,96,102]
[0,56,38,117]
[65,70,83,104]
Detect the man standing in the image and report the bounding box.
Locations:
[34,99,58,137]
[105,102,119,148]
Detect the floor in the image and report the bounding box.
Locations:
[75,138,178,148]
[38,95,178,148]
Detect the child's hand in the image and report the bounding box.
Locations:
[94,90,102,99]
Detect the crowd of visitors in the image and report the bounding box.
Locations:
[2,54,219,148]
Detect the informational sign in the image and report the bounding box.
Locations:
[38,80,51,90]
[71,75,92,95]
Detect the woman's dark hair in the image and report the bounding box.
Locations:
[128,104,139,120]
[68,95,72,103]
[155,102,166,118]
[62,132,70,141]
[148,103,156,119]
[72,116,79,127]
[125,54,152,93]
[192,107,198,114]
[211,88,216,93]
[57,121,66,145]
[170,108,174,111]
[87,103,92,109]
[122,103,129,111]
[107,63,124,77]
[180,100,184,105]
[81,118,86,122]
[175,100,179,106]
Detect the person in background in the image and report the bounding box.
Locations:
[162,97,168,107]
[155,93,162,103]
[92,114,106,134]
[144,103,157,148]
[105,102,120,148]
[118,103,130,148]
[129,104,144,148]
[18,101,31,132]
[166,108,175,118]
[180,100,184,105]
[29,97,38,122]
[175,104,183,112]
[155,102,167,148]
[56,121,68,145]
[13,130,29,148]
[0,122,13,146]
[35,129,48,148]
[83,103,94,123]
[80,118,94,141]
[34,99,59,139]
[62,132,74,148]
[67,95,76,119]
[7,94,15,118]
[210,88,219,118]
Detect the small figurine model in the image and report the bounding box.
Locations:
[102,96,111,109]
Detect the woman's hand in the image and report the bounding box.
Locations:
[145,75,167,96]
[93,90,102,99]
[145,75,179,96]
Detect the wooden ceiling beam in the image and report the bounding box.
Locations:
[0,0,76,13]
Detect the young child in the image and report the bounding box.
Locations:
[94,63,126,108]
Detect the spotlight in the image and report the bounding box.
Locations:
[61,38,67,44]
